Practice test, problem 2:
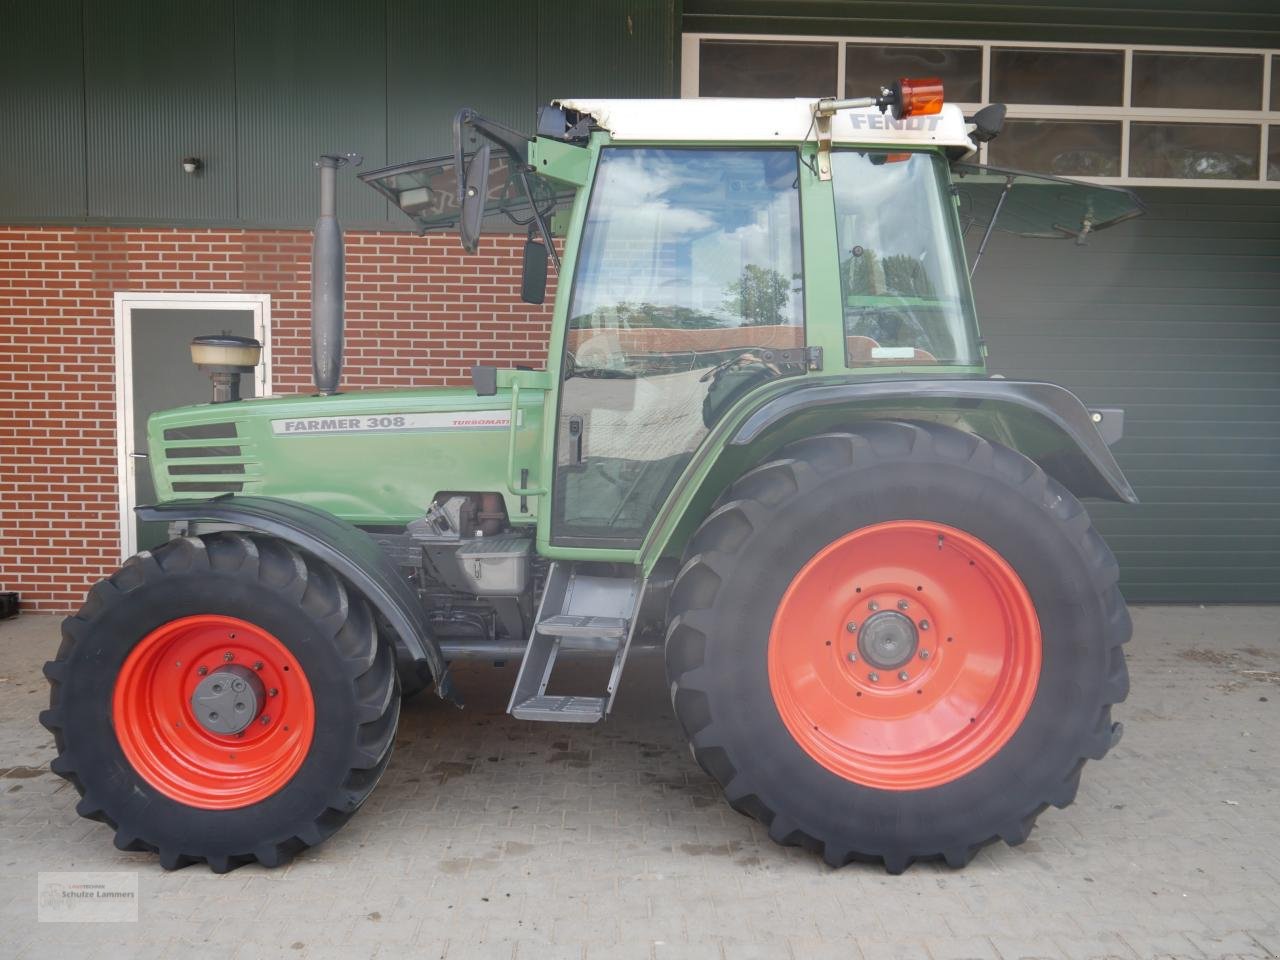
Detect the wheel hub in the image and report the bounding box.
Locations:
[857,611,919,669]
[191,664,264,735]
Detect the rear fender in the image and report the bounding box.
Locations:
[644,378,1136,570]
[137,495,458,704]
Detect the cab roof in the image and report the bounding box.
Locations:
[555,98,976,154]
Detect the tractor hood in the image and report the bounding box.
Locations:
[145,387,544,527]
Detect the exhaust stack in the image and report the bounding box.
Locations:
[311,153,361,395]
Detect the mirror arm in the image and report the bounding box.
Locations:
[969,175,1015,278]
[517,167,560,270]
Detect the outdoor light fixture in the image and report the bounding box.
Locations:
[181,156,204,175]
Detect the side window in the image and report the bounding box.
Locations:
[832,151,979,366]
[553,148,805,545]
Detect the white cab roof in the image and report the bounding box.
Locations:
[555,98,976,154]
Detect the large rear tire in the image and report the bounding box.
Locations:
[665,421,1130,872]
[41,533,399,872]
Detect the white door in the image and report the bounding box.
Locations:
[114,294,272,560]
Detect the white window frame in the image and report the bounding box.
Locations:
[682,32,1280,189]
[113,292,272,561]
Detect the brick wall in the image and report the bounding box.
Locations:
[0,226,555,612]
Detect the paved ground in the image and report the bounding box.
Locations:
[1,606,1278,960]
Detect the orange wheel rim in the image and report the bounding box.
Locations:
[112,615,315,809]
[768,521,1041,790]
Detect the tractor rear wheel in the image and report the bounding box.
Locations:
[41,533,399,872]
[665,421,1130,872]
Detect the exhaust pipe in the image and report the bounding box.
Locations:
[311,153,361,395]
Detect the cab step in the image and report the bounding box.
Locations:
[511,695,607,723]
[508,563,644,724]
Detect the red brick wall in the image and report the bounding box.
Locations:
[0,226,555,612]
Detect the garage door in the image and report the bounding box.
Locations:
[973,187,1280,602]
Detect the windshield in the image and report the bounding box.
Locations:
[360,152,567,234]
[952,163,1145,241]
[832,150,980,366]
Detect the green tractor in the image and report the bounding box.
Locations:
[43,79,1140,873]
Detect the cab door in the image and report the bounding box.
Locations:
[548,147,808,549]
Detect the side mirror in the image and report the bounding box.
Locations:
[459,142,490,253]
[968,103,1007,144]
[520,237,548,305]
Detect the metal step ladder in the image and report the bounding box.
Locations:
[508,563,644,723]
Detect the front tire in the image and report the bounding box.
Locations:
[41,533,399,872]
[665,421,1130,872]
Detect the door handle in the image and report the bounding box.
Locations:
[130,452,148,460]
[568,416,583,463]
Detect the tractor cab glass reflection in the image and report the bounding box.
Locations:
[553,148,805,546]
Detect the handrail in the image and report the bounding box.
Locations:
[506,381,548,496]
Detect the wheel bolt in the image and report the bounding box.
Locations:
[260,715,271,725]
[846,652,857,662]
[898,670,909,681]
[269,688,278,697]
[846,621,858,633]
[868,601,879,612]
[919,650,930,660]
[919,620,930,631]
[253,660,264,671]
[223,651,234,662]
[868,671,879,683]
[196,665,208,676]
[897,600,909,611]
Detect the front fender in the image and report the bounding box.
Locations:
[642,377,1135,571]
[137,495,458,704]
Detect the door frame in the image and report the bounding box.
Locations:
[113,292,273,561]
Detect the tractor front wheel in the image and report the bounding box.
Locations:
[41,533,399,872]
[665,421,1130,872]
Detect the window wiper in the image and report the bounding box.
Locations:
[968,174,1014,278]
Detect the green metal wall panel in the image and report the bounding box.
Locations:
[84,1,237,221]
[972,188,1280,603]
[683,0,1280,48]
[538,0,680,101]
[234,0,389,226]
[0,0,86,219]
[386,0,540,164]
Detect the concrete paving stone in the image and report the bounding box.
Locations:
[1243,929,1280,957]
[444,941,518,960]
[5,609,1280,959]
[1180,931,1273,959]
[987,936,1069,960]
[1050,933,1139,960]
[513,943,586,960]
[923,937,1002,960]
[854,938,933,960]
[584,943,655,960]
[784,940,865,960]
[651,943,725,960]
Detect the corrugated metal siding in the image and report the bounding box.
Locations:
[538,0,680,101]
[972,188,1280,602]
[0,0,86,219]
[234,0,389,226]
[683,0,1280,47]
[84,1,237,221]
[386,0,540,163]
[0,0,677,228]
